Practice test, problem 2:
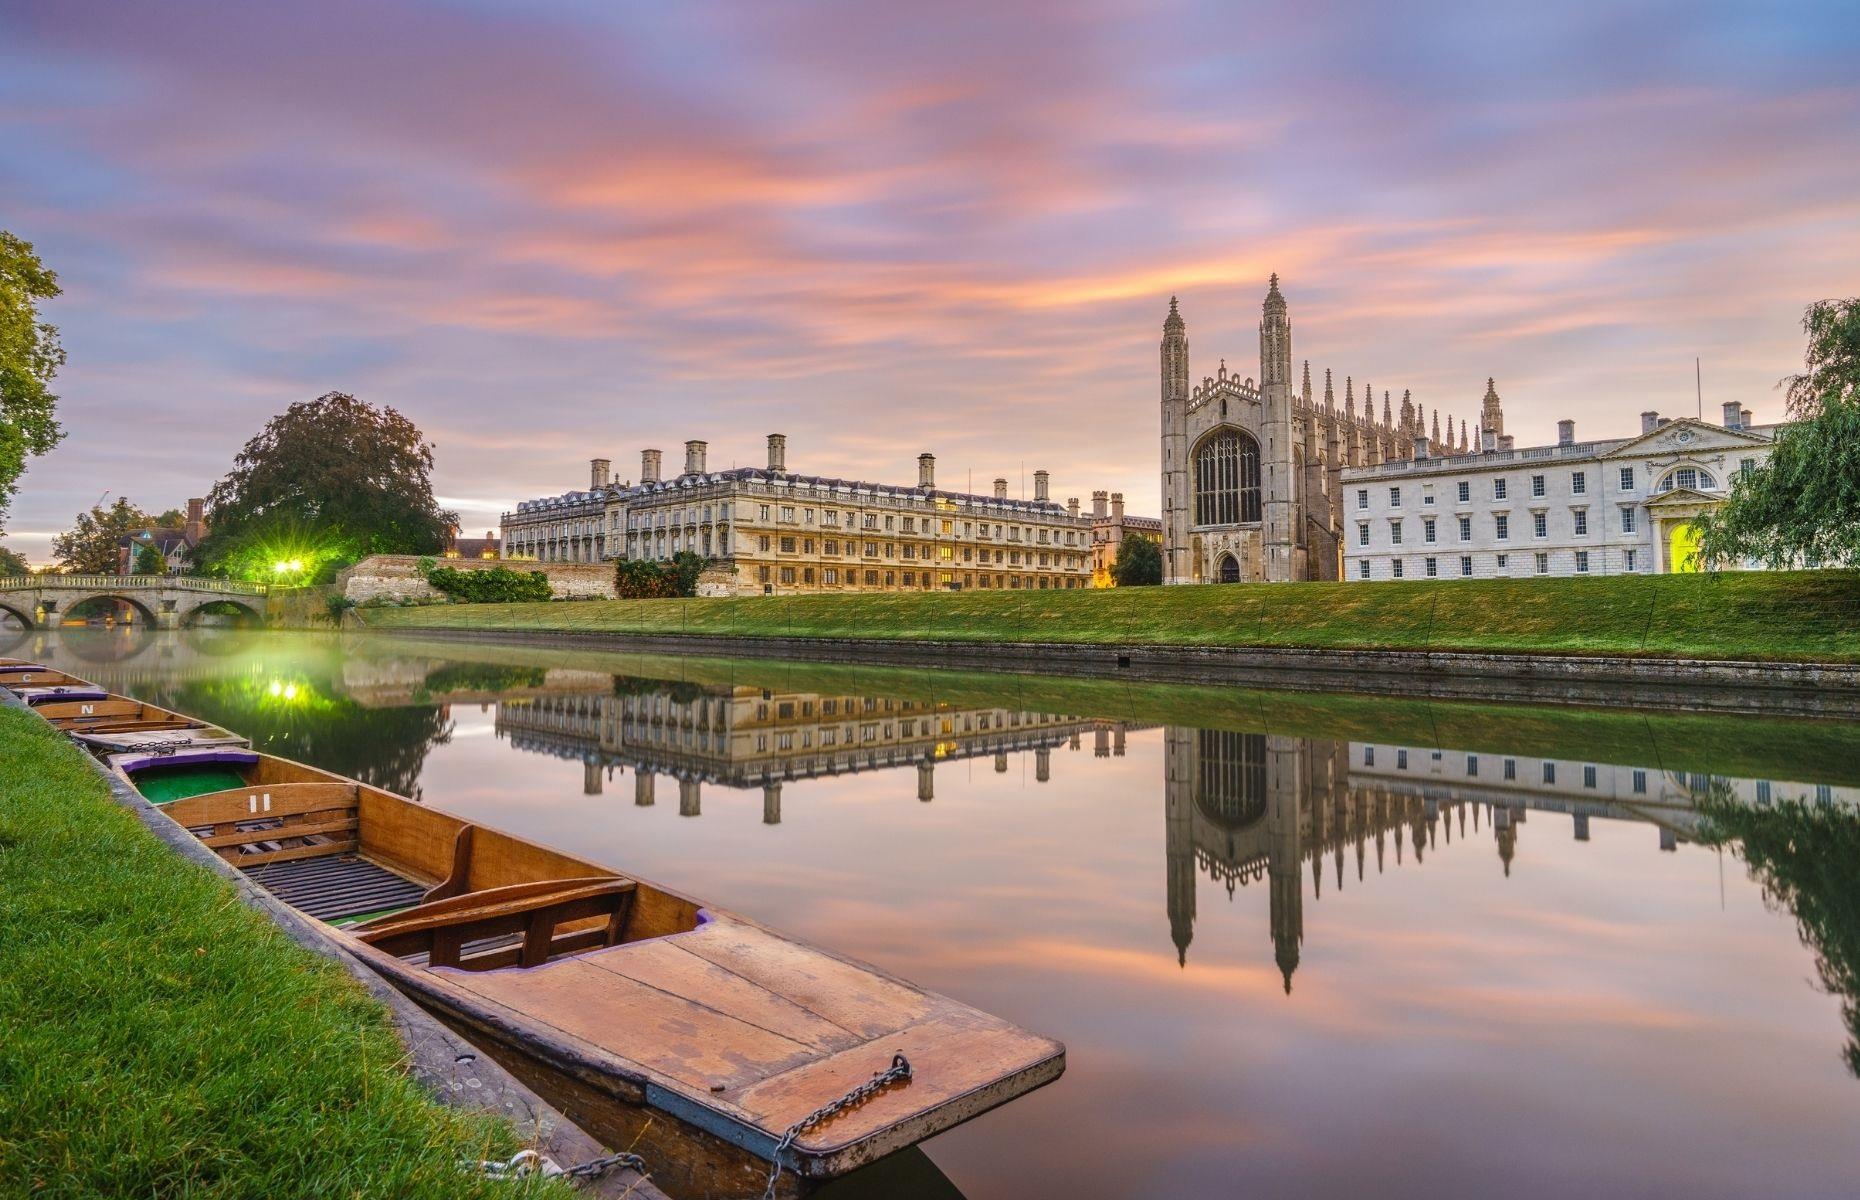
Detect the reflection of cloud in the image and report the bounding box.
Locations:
[3,0,1858,555]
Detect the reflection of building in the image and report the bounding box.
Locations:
[1164,730,1860,987]
[504,438,1094,594]
[496,681,1148,822]
[1087,491,1162,588]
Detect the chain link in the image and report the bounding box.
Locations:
[464,1147,649,1186]
[763,1053,912,1200]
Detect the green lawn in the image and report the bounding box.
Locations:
[0,705,571,1198]
[361,569,1860,662]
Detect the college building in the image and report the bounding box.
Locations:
[1341,401,1777,580]
[503,436,1095,595]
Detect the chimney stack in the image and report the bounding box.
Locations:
[590,458,611,489]
[1481,427,1497,453]
[1641,411,1660,434]
[641,448,662,484]
[1067,497,1080,518]
[1499,434,1516,452]
[185,498,206,544]
[1092,490,1108,519]
[766,433,786,472]
[993,478,1008,500]
[1033,470,1050,502]
[1557,419,1575,446]
[683,440,707,476]
[918,452,935,489]
[1413,436,1430,460]
[1111,492,1125,520]
[1742,405,1754,429]
[1721,401,1742,430]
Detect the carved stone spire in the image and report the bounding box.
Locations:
[1430,409,1441,446]
[1344,375,1356,420]
[1459,419,1469,453]
[1400,389,1416,437]
[1259,274,1292,388]
[1381,390,1392,429]
[1323,367,1334,413]
[1302,359,1312,407]
[1480,377,1504,440]
[1161,296,1189,406]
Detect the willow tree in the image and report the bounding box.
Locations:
[0,231,65,531]
[197,392,456,581]
[1697,299,1860,569]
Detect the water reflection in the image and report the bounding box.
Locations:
[19,628,1860,1199]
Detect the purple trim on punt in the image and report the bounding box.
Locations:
[427,909,715,980]
[21,687,108,705]
[0,663,49,674]
[121,748,261,775]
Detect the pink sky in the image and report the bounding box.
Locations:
[2,0,1857,559]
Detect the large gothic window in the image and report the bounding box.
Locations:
[1194,430,1262,526]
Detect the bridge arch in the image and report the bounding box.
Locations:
[0,599,34,630]
[180,597,263,628]
[61,592,161,627]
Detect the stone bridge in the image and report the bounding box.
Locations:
[0,574,269,629]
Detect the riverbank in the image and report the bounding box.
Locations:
[0,704,583,1198]
[358,570,1860,662]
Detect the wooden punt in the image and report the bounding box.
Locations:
[0,668,100,692]
[36,695,223,737]
[95,745,1064,1197]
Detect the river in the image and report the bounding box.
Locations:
[15,624,1860,1199]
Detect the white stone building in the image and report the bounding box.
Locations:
[1341,401,1778,581]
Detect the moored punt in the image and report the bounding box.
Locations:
[0,668,98,691]
[9,682,111,706]
[83,742,1062,1197]
[36,695,221,737]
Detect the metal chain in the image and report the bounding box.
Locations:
[464,1147,649,1185]
[762,1053,912,1200]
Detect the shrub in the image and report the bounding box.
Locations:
[422,564,553,604]
[614,553,706,599]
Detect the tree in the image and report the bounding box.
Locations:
[0,543,27,576]
[52,497,152,573]
[0,231,65,533]
[196,392,456,580]
[1111,534,1163,586]
[1697,299,1860,569]
[152,508,185,527]
[132,541,167,575]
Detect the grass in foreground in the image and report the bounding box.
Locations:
[0,706,570,1198]
[362,569,1860,662]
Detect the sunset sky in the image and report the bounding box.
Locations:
[3,0,1857,561]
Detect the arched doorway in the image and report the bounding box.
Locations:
[1216,554,1242,584]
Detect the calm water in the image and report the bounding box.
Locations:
[16,625,1860,1199]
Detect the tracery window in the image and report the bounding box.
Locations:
[1194,430,1261,525]
[1654,467,1715,493]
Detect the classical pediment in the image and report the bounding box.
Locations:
[1643,485,1724,510]
[1598,417,1770,460]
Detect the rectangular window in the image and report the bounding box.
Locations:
[1535,552,1549,574]
[1575,550,1590,573]
[1571,471,1586,495]
[1494,478,1508,500]
[864,570,878,585]
[780,505,795,522]
[1632,769,1648,794]
[1425,557,1437,577]
[824,568,838,584]
[758,534,770,552]
[1458,515,1471,541]
[1457,481,1470,503]
[1358,523,1370,547]
[1460,555,1472,577]
[1583,764,1597,788]
[1531,474,1546,497]
[1625,549,1637,572]
[1503,758,1517,781]
[1424,518,1436,544]
[1543,762,1556,784]
[1357,489,1369,510]
[1390,521,1403,545]
[1397,749,1408,770]
[758,504,770,520]
[1497,552,1508,569]
[1619,466,1634,491]
[1467,755,1478,776]
[1495,514,1509,541]
[1389,487,1402,507]
[1573,510,1588,537]
[779,536,796,553]
[1358,559,1370,579]
[1392,559,1404,578]
[1364,747,1375,766]
[779,567,795,584]
[1620,506,1636,534]
[1755,779,1770,804]
[1533,512,1547,538]
[1423,489,1435,506]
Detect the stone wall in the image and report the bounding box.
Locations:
[338,556,616,604]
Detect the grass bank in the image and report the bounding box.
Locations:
[0,705,570,1198]
[361,569,1860,662]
